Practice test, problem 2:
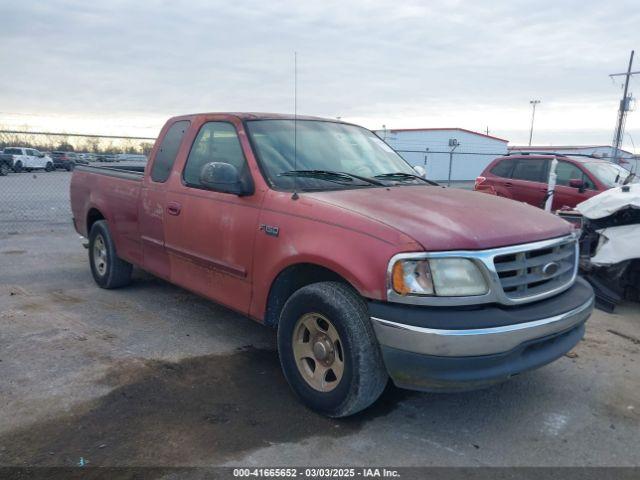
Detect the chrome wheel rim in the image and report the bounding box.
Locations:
[93,234,107,276]
[293,312,345,392]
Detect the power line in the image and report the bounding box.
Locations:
[0,129,156,140]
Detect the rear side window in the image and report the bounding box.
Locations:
[183,122,247,188]
[150,120,190,183]
[512,159,548,183]
[490,159,514,178]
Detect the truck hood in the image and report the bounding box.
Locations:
[307,186,572,251]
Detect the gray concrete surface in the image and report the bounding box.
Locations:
[0,170,72,234]
[0,162,144,235]
[0,226,639,467]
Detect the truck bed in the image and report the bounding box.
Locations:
[75,164,145,180]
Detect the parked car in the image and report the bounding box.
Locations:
[78,153,97,163]
[116,153,147,162]
[51,151,86,170]
[96,154,117,163]
[0,152,14,176]
[3,147,53,172]
[475,154,637,210]
[70,113,594,417]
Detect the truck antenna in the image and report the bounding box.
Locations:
[292,51,299,200]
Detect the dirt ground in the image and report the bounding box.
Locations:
[0,227,639,468]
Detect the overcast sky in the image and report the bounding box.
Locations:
[0,0,639,150]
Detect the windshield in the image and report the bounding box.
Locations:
[246,120,416,190]
[583,161,636,188]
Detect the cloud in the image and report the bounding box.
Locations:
[0,0,638,148]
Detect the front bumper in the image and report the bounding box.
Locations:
[369,277,594,392]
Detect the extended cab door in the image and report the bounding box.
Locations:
[509,158,549,208]
[163,120,263,315]
[139,120,191,280]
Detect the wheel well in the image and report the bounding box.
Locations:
[264,263,353,328]
[86,208,105,234]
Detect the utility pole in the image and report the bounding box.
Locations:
[610,50,638,164]
[528,100,541,146]
[447,139,459,187]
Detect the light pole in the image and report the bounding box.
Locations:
[528,100,541,146]
[447,138,459,187]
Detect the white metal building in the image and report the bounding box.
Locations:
[376,128,509,182]
[508,145,638,173]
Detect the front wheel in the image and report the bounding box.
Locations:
[45,162,53,172]
[13,161,23,173]
[277,282,388,417]
[88,220,133,289]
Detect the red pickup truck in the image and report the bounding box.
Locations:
[70,113,594,417]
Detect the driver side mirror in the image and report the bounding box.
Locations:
[199,162,253,196]
[569,178,585,192]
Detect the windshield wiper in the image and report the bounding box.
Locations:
[279,170,384,186]
[374,172,439,186]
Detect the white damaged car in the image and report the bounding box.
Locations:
[577,182,640,309]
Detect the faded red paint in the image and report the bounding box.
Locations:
[70,113,573,323]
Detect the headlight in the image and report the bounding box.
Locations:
[391,258,488,297]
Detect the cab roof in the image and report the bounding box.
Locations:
[168,112,350,123]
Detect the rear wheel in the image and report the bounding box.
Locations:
[13,161,23,173]
[88,220,133,289]
[277,282,388,417]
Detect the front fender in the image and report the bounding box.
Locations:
[248,205,421,321]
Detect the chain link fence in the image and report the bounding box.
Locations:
[0,131,154,236]
[0,132,507,236]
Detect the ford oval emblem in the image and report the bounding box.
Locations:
[542,262,560,277]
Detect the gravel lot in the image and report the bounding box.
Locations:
[0,171,639,468]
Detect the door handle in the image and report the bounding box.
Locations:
[167,202,182,216]
[504,182,513,188]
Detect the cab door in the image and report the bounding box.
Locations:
[163,120,264,315]
[25,149,38,169]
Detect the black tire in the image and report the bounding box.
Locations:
[45,162,53,172]
[67,162,75,171]
[277,281,388,417]
[0,163,8,176]
[13,161,23,173]
[88,220,133,289]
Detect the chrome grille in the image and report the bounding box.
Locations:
[493,237,577,301]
